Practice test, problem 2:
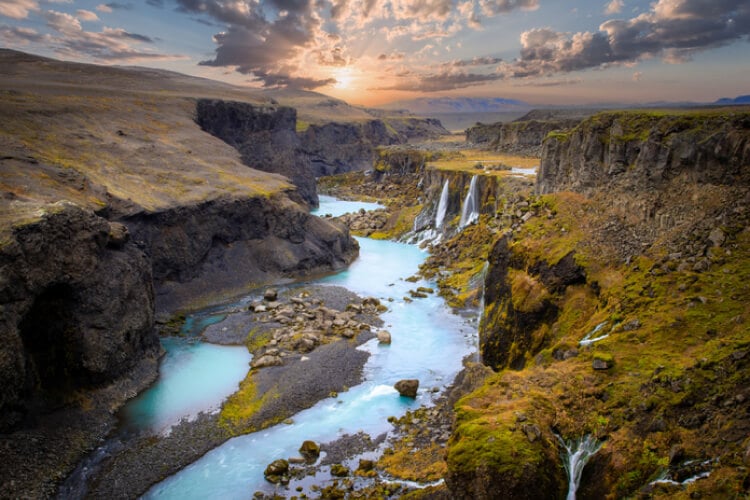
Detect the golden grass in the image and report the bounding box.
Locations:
[428,149,539,177]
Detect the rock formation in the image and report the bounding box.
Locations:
[0,203,158,430]
[195,99,320,207]
[466,115,582,156]
[448,109,750,499]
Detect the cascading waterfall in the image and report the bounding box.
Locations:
[434,179,450,230]
[473,260,489,362]
[556,434,603,500]
[459,175,480,229]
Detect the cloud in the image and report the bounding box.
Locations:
[0,24,46,44]
[0,0,39,19]
[448,56,503,67]
[514,76,583,87]
[35,9,183,62]
[178,0,546,89]
[103,2,133,10]
[95,4,112,13]
[632,70,642,81]
[479,0,539,16]
[504,0,750,78]
[604,0,623,15]
[376,69,504,91]
[76,9,99,22]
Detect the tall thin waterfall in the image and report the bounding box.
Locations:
[434,179,450,230]
[556,434,603,500]
[473,260,489,362]
[459,175,480,229]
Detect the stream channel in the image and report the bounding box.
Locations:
[124,195,477,498]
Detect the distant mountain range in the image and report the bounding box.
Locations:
[715,95,750,105]
[380,97,531,115]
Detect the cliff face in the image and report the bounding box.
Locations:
[195,99,319,207]
[449,109,750,499]
[0,203,157,429]
[538,111,750,256]
[127,193,357,313]
[300,120,402,177]
[466,118,580,156]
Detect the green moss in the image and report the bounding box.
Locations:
[295,120,310,133]
[244,327,271,353]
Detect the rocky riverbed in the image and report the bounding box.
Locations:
[70,284,391,497]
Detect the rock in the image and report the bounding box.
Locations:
[708,227,726,247]
[377,330,392,344]
[330,463,350,477]
[357,459,375,472]
[622,319,641,331]
[522,424,541,442]
[592,353,614,370]
[106,221,130,248]
[251,355,283,368]
[264,459,289,483]
[264,288,278,301]
[299,440,320,460]
[394,379,419,398]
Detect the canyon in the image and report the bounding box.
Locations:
[1,49,749,499]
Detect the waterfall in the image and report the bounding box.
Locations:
[556,434,602,500]
[459,175,480,229]
[473,261,489,362]
[434,179,450,230]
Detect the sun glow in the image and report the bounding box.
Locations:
[333,67,354,89]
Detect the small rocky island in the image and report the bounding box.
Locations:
[1,48,749,500]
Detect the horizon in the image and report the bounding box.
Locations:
[1,1,749,107]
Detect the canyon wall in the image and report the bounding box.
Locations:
[466,117,581,156]
[195,99,319,207]
[448,109,750,499]
[0,204,157,430]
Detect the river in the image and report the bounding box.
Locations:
[121,196,477,498]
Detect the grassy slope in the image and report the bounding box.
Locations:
[450,183,750,498]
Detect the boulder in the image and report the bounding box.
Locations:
[251,354,283,369]
[263,459,289,484]
[299,440,320,460]
[264,288,279,301]
[106,221,130,248]
[330,463,350,477]
[377,330,392,344]
[394,379,419,398]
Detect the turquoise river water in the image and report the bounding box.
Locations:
[122,197,477,498]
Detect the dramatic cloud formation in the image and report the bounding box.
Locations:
[506,0,750,77]
[177,0,540,89]
[1,0,748,103]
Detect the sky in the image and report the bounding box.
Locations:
[1,0,749,106]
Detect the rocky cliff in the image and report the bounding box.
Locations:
[466,117,581,156]
[448,109,750,499]
[0,54,360,497]
[300,119,401,177]
[195,99,319,207]
[0,203,157,429]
